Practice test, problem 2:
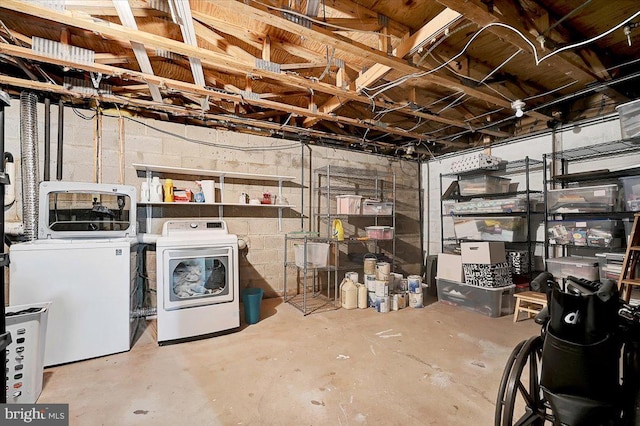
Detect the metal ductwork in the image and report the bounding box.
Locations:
[20,92,39,241]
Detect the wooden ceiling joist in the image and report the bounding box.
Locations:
[0,2,517,139]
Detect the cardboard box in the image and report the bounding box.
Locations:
[461,242,506,264]
[437,253,464,282]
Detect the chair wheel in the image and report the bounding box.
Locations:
[495,336,549,426]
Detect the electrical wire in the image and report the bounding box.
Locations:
[72,107,96,120]
[360,10,640,101]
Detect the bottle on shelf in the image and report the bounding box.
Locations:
[140,181,150,203]
[164,179,174,202]
[149,177,162,202]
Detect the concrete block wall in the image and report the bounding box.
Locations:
[422,114,630,257]
[2,99,421,302]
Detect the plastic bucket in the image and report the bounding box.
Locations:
[242,288,264,325]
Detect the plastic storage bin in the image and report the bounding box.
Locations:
[436,278,515,318]
[365,226,394,240]
[444,196,534,215]
[453,216,529,242]
[458,175,511,196]
[294,242,330,268]
[547,219,624,247]
[547,184,618,213]
[336,195,362,214]
[620,176,640,211]
[5,302,51,404]
[595,253,624,282]
[545,257,600,281]
[616,99,640,139]
[362,199,393,215]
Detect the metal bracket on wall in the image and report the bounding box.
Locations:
[0,253,10,267]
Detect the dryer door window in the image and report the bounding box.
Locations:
[164,246,235,310]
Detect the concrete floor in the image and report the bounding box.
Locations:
[38,297,539,425]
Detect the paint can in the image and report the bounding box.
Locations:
[368,291,377,308]
[365,274,377,292]
[376,262,391,282]
[346,271,359,283]
[363,255,377,275]
[397,279,408,292]
[408,275,422,294]
[376,296,390,313]
[389,272,402,293]
[375,280,388,297]
[396,292,408,309]
[409,291,423,308]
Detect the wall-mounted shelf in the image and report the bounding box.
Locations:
[133,163,296,231]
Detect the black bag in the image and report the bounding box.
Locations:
[547,279,619,345]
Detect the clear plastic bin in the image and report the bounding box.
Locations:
[547,184,618,213]
[620,176,640,211]
[453,216,529,242]
[336,195,362,214]
[545,257,599,281]
[294,242,330,268]
[547,219,624,247]
[362,200,393,215]
[458,175,511,196]
[436,278,515,318]
[365,226,394,240]
[616,99,640,139]
[444,196,533,214]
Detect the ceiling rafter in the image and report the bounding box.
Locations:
[0,1,517,139]
[323,0,410,38]
[211,0,551,121]
[0,44,466,147]
[437,0,622,96]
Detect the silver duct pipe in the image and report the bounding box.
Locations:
[20,92,39,241]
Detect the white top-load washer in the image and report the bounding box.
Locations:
[156,219,239,344]
[10,181,137,367]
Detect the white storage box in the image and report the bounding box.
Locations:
[336,195,362,214]
[5,302,51,404]
[545,257,599,281]
[461,242,506,264]
[436,278,515,317]
[365,226,394,240]
[450,153,502,173]
[617,99,640,139]
[362,199,393,215]
[437,253,464,282]
[547,184,618,213]
[458,175,511,196]
[294,242,330,268]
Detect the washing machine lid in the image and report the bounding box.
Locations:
[38,181,137,239]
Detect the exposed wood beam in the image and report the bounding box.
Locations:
[323,18,383,32]
[394,8,462,58]
[111,0,163,103]
[192,21,257,63]
[437,0,602,85]
[0,32,508,140]
[323,0,410,38]
[191,9,264,51]
[212,0,551,121]
[0,48,463,146]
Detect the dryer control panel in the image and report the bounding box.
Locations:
[162,219,228,235]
